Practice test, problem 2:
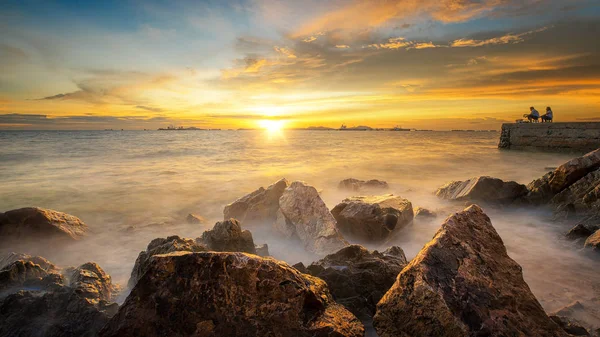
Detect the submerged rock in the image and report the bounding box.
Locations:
[549,315,590,336]
[0,207,87,241]
[185,213,206,224]
[551,301,600,335]
[128,235,206,289]
[414,207,437,219]
[301,245,407,320]
[331,195,413,243]
[373,205,565,337]
[278,181,348,255]
[199,219,257,254]
[436,176,528,204]
[100,251,364,337]
[338,178,389,191]
[223,178,289,227]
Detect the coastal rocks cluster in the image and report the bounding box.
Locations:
[338,178,389,191]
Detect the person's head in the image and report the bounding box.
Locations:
[546,106,551,111]
[530,106,534,111]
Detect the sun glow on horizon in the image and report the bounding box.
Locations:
[258,119,286,133]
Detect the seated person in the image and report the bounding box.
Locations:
[541,106,553,122]
[525,106,539,122]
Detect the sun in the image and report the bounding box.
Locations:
[258,120,285,133]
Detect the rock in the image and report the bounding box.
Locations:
[414,207,437,219]
[302,245,407,320]
[435,176,528,204]
[278,181,348,255]
[0,252,58,272]
[0,207,87,241]
[338,178,389,191]
[527,148,600,204]
[551,168,600,218]
[255,244,269,257]
[185,213,206,224]
[551,301,600,334]
[549,315,590,336]
[584,230,600,251]
[69,262,118,303]
[0,260,49,292]
[373,205,566,337]
[331,195,413,243]
[199,219,257,254]
[128,235,206,289]
[100,251,364,337]
[566,224,600,241]
[223,178,289,226]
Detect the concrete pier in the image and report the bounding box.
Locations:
[498,122,600,152]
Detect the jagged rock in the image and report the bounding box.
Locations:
[373,205,566,337]
[551,301,600,335]
[100,251,364,337]
[528,148,600,204]
[414,207,437,219]
[338,178,389,191]
[128,235,206,289]
[331,195,413,243]
[551,169,600,218]
[199,219,257,254]
[223,178,289,226]
[0,260,49,292]
[0,207,87,241]
[278,181,348,255]
[70,262,118,303]
[0,252,58,272]
[566,224,600,241]
[302,245,407,320]
[550,315,590,336]
[0,288,114,337]
[584,230,600,251]
[255,244,269,257]
[185,213,206,224]
[436,176,528,204]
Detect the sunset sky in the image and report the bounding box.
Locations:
[1,0,599,130]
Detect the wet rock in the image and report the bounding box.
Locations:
[373,205,566,337]
[0,207,87,241]
[185,213,206,224]
[128,235,206,289]
[70,262,118,303]
[255,243,269,257]
[0,252,58,272]
[223,178,289,226]
[566,224,600,241]
[584,230,600,251]
[100,251,364,337]
[551,301,600,334]
[331,195,413,243]
[278,181,348,255]
[527,148,600,204]
[436,176,528,204]
[550,315,590,336]
[551,168,600,218]
[0,260,48,292]
[414,207,437,219]
[338,178,389,191]
[303,245,407,320]
[199,219,257,254]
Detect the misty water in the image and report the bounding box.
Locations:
[1,130,598,314]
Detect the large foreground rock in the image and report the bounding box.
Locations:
[338,178,388,191]
[199,219,257,254]
[436,176,528,204]
[101,251,364,337]
[223,178,289,226]
[0,207,87,241]
[332,195,413,243]
[296,245,407,320]
[527,148,600,204]
[128,235,206,289]
[373,205,566,337]
[277,181,348,255]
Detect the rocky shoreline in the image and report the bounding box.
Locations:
[1,148,600,336]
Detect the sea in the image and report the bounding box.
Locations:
[0,129,597,315]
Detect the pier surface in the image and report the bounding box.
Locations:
[498,122,600,152]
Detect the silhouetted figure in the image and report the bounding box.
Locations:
[524,107,539,122]
[541,107,553,122]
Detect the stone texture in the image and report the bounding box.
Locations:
[331,195,413,243]
[0,252,58,272]
[551,168,600,218]
[0,260,49,292]
[255,244,269,257]
[436,176,528,204]
[498,122,600,152]
[70,262,118,303]
[185,213,205,224]
[128,235,206,289]
[223,178,289,226]
[373,205,566,337]
[549,316,590,336]
[551,301,600,335]
[299,245,407,320]
[566,224,600,241]
[199,219,257,254]
[338,178,389,191]
[414,207,437,219]
[100,251,364,337]
[278,181,348,255]
[584,230,600,251]
[0,207,87,241]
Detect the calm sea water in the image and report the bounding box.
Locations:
[0,130,597,313]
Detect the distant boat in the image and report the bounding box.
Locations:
[338,124,372,131]
[390,125,410,131]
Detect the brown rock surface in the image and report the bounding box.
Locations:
[584,230,600,251]
[223,178,289,226]
[185,213,206,224]
[0,252,58,272]
[338,178,389,191]
[436,176,528,203]
[373,205,566,337]
[199,218,257,254]
[331,195,413,243]
[100,251,364,337]
[0,207,87,241]
[551,168,600,218]
[70,262,118,303]
[0,260,48,292]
